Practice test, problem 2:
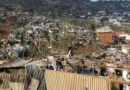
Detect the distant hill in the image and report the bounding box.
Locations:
[0,0,130,17]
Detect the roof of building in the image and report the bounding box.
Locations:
[0,59,49,69]
[114,31,125,36]
[96,26,113,33]
[45,70,111,90]
[0,59,31,68]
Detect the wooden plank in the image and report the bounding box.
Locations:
[0,60,31,68]
[28,78,39,90]
[109,78,130,85]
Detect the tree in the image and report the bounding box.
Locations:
[15,5,23,12]
[47,11,53,18]
[43,30,50,41]
[87,23,97,45]
[21,31,24,44]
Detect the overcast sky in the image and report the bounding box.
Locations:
[90,0,98,2]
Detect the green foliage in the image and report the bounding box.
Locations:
[0,18,5,25]
[21,31,24,44]
[14,28,23,39]
[0,0,130,18]
[15,5,23,12]
[43,30,50,41]
[47,11,53,18]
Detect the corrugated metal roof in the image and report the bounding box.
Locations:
[45,70,111,90]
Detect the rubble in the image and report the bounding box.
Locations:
[0,14,130,90]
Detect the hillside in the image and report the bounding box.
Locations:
[0,0,130,17]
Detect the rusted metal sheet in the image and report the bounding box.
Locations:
[45,70,111,90]
[0,73,10,89]
[0,70,25,90]
[10,82,24,90]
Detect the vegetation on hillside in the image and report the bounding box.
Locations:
[0,0,130,17]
